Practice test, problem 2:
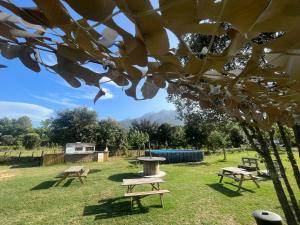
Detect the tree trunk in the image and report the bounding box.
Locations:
[240,122,298,225]
[292,124,300,158]
[269,130,300,223]
[277,122,300,189]
[222,147,227,161]
[254,127,298,225]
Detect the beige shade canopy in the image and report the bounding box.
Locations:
[0,0,299,129]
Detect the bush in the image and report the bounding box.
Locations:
[207,131,226,151]
[22,133,41,149]
[0,135,15,145]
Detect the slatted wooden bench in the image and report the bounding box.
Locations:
[124,190,170,210]
[238,157,259,171]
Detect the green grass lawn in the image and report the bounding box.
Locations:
[0,151,298,225]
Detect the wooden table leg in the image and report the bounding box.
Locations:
[151,183,159,191]
[56,173,68,186]
[76,172,84,184]
[159,194,163,208]
[237,174,244,191]
[127,185,135,193]
[219,170,225,183]
[250,175,260,188]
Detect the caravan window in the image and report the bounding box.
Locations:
[86,147,94,151]
[75,147,83,151]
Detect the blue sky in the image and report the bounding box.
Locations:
[0,0,179,126]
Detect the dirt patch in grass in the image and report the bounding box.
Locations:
[0,170,16,181]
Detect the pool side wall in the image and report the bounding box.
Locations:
[145,150,204,164]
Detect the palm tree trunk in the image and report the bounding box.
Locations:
[277,122,300,189]
[292,124,300,158]
[269,130,300,223]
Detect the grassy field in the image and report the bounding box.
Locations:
[0,151,298,225]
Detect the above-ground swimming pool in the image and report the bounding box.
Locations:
[145,149,204,164]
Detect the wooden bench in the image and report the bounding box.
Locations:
[124,190,170,210]
[238,157,259,171]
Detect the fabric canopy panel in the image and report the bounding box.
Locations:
[0,0,299,129]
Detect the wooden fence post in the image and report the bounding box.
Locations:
[18,151,22,158]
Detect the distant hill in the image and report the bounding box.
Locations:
[120,110,183,129]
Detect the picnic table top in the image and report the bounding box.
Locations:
[122,177,164,186]
[64,166,83,173]
[221,167,253,175]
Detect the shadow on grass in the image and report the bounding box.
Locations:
[31,180,57,190]
[1,159,41,168]
[224,182,256,193]
[206,183,243,197]
[62,178,75,187]
[108,173,139,182]
[89,169,101,174]
[83,197,149,220]
[127,159,142,167]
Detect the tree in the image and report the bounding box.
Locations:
[50,107,98,145]
[14,116,32,136]
[36,119,52,146]
[169,126,186,148]
[228,126,244,147]
[184,117,211,149]
[157,123,172,148]
[0,116,32,138]
[128,131,149,156]
[0,135,15,146]
[130,119,159,144]
[22,133,41,149]
[95,118,127,155]
[207,131,227,160]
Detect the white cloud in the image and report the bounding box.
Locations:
[31,95,80,107]
[31,85,114,108]
[101,88,114,100]
[99,76,119,87]
[63,86,114,100]
[0,101,54,123]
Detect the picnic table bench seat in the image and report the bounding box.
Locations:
[124,189,170,209]
[124,189,170,197]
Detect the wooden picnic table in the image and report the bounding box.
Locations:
[56,166,89,186]
[218,167,260,191]
[122,178,169,210]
